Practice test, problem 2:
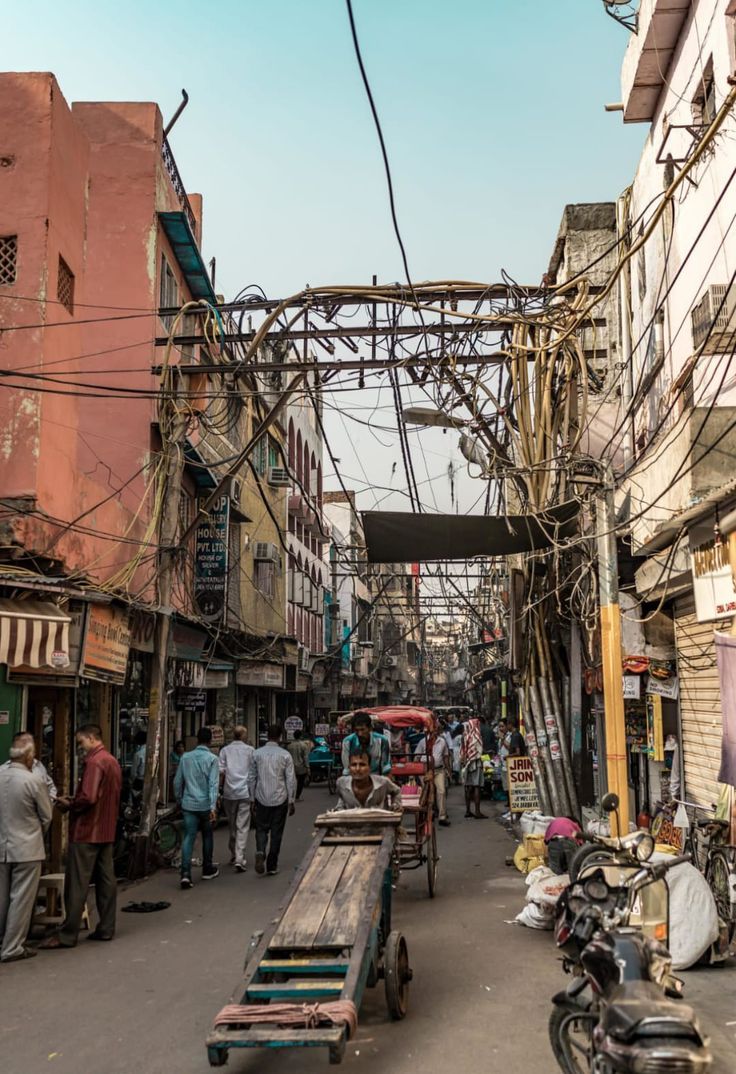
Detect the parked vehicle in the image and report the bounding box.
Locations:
[550,848,711,1074]
[307,735,339,794]
[651,797,736,947]
[567,792,656,882]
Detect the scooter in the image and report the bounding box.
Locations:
[550,853,711,1074]
[567,792,656,882]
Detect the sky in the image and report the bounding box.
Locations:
[7,1,646,572]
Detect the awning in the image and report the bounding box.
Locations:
[361,502,579,563]
[0,600,72,669]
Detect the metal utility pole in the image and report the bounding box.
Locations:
[596,463,629,836]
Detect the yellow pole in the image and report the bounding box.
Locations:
[597,468,629,836]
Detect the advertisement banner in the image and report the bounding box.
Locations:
[193,494,230,622]
[81,604,131,684]
[236,662,284,688]
[507,756,541,813]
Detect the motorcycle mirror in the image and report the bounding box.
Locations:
[601,792,619,813]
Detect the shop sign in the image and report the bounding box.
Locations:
[311,662,326,686]
[193,494,230,622]
[284,715,303,741]
[646,674,679,700]
[297,673,310,692]
[314,722,330,735]
[236,662,284,688]
[507,756,541,813]
[170,623,207,661]
[623,674,641,700]
[689,528,736,621]
[204,669,229,690]
[175,687,207,712]
[174,660,205,688]
[81,604,131,684]
[209,724,225,748]
[129,608,156,653]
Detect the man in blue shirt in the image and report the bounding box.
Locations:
[341,712,391,776]
[174,727,219,890]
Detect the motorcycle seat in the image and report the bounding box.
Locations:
[601,982,700,1043]
[695,816,727,830]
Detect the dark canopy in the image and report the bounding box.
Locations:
[361,502,578,563]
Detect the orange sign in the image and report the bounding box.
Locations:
[81,604,131,684]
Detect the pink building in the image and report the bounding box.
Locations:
[0,72,221,847]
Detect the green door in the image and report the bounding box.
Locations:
[0,667,24,762]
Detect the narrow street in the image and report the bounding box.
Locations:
[2,785,733,1074]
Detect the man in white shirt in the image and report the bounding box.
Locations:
[415,732,451,826]
[218,725,255,872]
[252,724,296,877]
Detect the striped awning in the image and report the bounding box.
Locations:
[0,600,72,669]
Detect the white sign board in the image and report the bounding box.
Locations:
[690,530,736,622]
[507,756,541,814]
[622,674,641,700]
[646,675,679,700]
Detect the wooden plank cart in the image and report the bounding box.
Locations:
[206,811,410,1067]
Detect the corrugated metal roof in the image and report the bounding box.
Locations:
[159,211,217,303]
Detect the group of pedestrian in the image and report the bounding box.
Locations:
[0,724,122,962]
[176,722,298,886]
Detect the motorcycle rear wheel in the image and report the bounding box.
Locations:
[548,1004,595,1074]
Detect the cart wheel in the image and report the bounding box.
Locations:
[426,825,438,898]
[329,1039,346,1064]
[384,930,411,1020]
[207,1046,228,1067]
[328,768,338,795]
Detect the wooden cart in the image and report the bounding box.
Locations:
[206,812,411,1067]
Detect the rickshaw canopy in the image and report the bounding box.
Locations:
[339,705,437,733]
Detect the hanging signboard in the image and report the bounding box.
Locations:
[236,662,284,688]
[646,674,679,700]
[193,494,230,622]
[80,604,131,684]
[507,756,541,813]
[689,525,736,622]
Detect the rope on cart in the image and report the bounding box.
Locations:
[213,1000,359,1039]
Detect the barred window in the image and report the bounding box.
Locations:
[57,256,74,313]
[0,235,17,286]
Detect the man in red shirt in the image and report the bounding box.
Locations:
[40,724,122,949]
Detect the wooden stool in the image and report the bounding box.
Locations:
[33,873,90,930]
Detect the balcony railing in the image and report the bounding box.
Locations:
[162,138,197,234]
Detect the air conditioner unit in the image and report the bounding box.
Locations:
[691,283,736,355]
[384,655,398,668]
[254,541,279,562]
[268,466,291,487]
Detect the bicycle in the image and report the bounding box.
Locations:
[651,797,736,943]
[114,803,182,878]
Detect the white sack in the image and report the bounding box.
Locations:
[515,901,554,929]
[525,865,555,887]
[654,855,719,969]
[527,874,570,908]
[520,811,555,836]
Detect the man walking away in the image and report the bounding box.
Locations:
[40,724,122,948]
[0,734,52,962]
[219,726,254,872]
[252,724,296,876]
[175,726,219,890]
[286,730,311,801]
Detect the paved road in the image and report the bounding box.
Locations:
[2,785,733,1073]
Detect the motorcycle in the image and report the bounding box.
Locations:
[567,792,656,882]
[549,850,711,1074]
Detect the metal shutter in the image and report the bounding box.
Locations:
[674,606,722,809]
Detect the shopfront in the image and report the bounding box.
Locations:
[236,660,284,744]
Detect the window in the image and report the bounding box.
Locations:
[268,436,280,469]
[57,256,74,313]
[159,254,178,327]
[693,58,716,126]
[0,235,17,286]
[255,560,275,599]
[253,437,267,476]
